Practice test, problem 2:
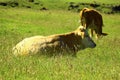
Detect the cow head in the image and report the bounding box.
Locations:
[76,26,96,48]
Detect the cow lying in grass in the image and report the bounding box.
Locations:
[80,8,108,39]
[13,26,96,56]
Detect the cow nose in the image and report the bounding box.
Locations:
[92,43,96,48]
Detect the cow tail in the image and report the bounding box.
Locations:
[101,33,108,36]
[101,16,104,27]
[101,16,108,36]
[100,14,108,36]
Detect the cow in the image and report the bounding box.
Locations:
[13,26,96,56]
[79,8,108,39]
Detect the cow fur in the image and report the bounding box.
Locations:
[13,26,96,56]
[80,8,108,39]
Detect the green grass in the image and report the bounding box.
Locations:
[0,0,120,11]
[0,1,120,80]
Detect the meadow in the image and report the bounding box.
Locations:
[0,0,120,80]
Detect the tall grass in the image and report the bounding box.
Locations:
[0,3,120,80]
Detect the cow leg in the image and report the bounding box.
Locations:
[96,25,102,39]
[94,29,99,39]
[96,34,99,39]
[90,29,94,38]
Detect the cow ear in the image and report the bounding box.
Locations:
[81,28,85,32]
[78,32,84,39]
[79,27,85,32]
[79,25,84,29]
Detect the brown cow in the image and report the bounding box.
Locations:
[13,26,96,56]
[80,8,107,39]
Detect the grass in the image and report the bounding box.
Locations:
[0,0,120,80]
[0,0,120,11]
